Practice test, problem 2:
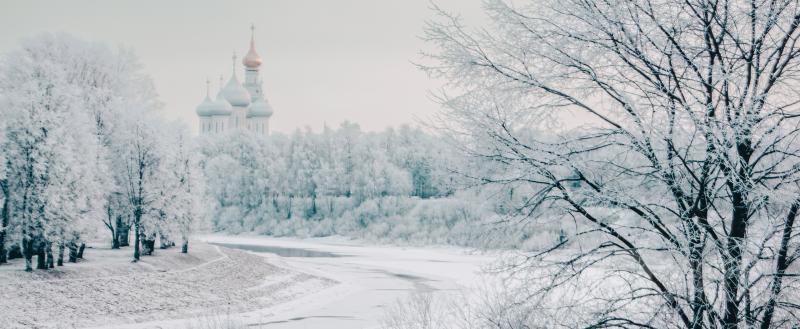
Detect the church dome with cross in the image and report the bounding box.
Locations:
[197,25,273,136]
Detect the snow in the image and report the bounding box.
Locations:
[186,234,496,329]
[0,241,334,329]
[0,235,497,329]
[0,235,496,329]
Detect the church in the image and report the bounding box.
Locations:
[196,26,273,135]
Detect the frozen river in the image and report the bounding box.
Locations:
[198,235,494,329]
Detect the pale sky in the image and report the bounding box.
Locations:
[0,0,486,134]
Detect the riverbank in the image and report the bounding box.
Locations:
[0,241,335,328]
[188,235,496,329]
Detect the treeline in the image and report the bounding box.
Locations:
[0,34,201,271]
[199,123,457,229]
[198,124,554,249]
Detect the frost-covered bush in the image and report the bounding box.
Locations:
[381,292,455,329]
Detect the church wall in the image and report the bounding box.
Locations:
[230,107,247,130]
[246,117,269,135]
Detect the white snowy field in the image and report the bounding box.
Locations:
[0,241,335,329]
[0,235,496,329]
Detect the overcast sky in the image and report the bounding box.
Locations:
[0,0,487,134]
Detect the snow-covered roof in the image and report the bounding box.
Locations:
[247,97,273,118]
[209,89,233,116]
[195,94,215,117]
[222,74,251,107]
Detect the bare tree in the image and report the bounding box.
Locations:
[423,0,800,327]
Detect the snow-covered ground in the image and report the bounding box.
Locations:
[192,235,497,329]
[0,241,334,329]
[0,235,496,329]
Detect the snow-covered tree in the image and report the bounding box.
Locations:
[288,128,321,218]
[115,115,163,262]
[0,34,107,271]
[157,124,201,253]
[422,0,800,327]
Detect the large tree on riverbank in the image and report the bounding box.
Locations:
[424,0,800,327]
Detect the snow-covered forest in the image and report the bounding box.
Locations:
[0,34,200,271]
[197,125,554,249]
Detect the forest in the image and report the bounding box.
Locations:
[197,124,553,249]
[0,34,200,271]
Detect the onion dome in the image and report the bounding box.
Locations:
[247,97,273,118]
[223,76,251,107]
[223,53,251,107]
[211,90,233,115]
[242,25,263,69]
[209,76,233,116]
[195,80,215,117]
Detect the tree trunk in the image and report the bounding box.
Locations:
[112,214,125,249]
[0,226,6,264]
[22,237,33,272]
[159,233,172,249]
[181,239,188,254]
[310,194,317,219]
[287,195,293,219]
[57,243,64,266]
[723,144,753,328]
[147,239,155,254]
[77,243,85,259]
[8,244,22,260]
[68,242,78,263]
[759,202,799,329]
[36,241,46,270]
[142,234,155,256]
[46,242,54,269]
[117,216,131,247]
[0,180,8,264]
[132,211,140,262]
[106,205,118,249]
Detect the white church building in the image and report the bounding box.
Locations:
[196,26,273,135]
